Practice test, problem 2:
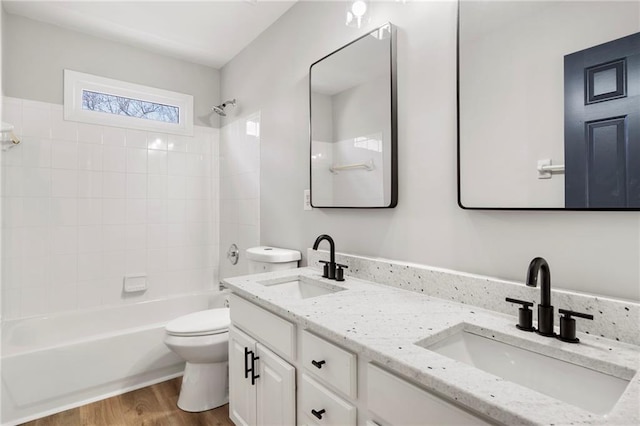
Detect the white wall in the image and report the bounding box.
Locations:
[0,11,225,320]
[312,78,387,207]
[331,136,384,206]
[218,113,260,279]
[331,76,388,206]
[221,1,640,301]
[311,140,334,206]
[460,1,639,208]
[331,76,389,143]
[1,97,219,320]
[1,5,4,320]
[2,13,221,128]
[311,92,333,143]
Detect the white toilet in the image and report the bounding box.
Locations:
[164,308,230,412]
[164,246,300,413]
[246,246,301,273]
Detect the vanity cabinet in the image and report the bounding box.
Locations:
[367,364,490,425]
[299,373,356,426]
[299,330,358,425]
[229,326,296,426]
[301,330,357,399]
[229,295,296,426]
[228,294,489,426]
[230,294,295,359]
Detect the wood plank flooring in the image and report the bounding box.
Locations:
[22,377,235,426]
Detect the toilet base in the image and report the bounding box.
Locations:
[177,361,228,412]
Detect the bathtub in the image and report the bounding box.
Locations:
[1,291,228,426]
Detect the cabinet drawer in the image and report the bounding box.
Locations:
[230,294,295,360]
[367,364,490,425]
[300,374,356,426]
[302,330,357,398]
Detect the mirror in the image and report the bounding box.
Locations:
[458,1,640,210]
[310,22,397,208]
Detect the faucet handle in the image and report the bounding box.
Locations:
[335,263,348,281]
[558,309,594,320]
[505,297,535,332]
[505,297,533,307]
[557,309,593,343]
[318,260,330,278]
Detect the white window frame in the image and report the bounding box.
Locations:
[64,69,194,136]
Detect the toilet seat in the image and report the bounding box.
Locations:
[166,308,230,337]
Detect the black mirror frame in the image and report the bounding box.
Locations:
[309,22,398,209]
[456,1,638,211]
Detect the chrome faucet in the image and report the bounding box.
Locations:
[526,257,555,336]
[312,234,336,280]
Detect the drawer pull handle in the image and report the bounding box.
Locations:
[311,359,326,369]
[251,353,260,385]
[244,347,251,379]
[311,409,326,420]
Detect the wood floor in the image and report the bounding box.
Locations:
[22,378,235,426]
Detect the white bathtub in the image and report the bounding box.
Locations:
[1,291,228,425]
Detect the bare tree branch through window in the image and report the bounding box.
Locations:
[82,90,179,124]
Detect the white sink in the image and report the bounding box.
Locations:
[419,326,631,416]
[258,276,346,300]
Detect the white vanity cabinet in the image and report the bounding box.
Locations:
[299,374,357,426]
[301,330,357,399]
[229,295,296,426]
[228,293,489,426]
[367,364,490,426]
[299,330,358,425]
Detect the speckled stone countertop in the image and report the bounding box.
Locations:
[223,267,640,426]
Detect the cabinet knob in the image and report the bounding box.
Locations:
[311,408,326,420]
[311,359,326,369]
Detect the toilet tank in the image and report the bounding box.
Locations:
[246,246,301,274]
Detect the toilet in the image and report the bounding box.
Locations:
[246,246,301,273]
[164,308,230,412]
[164,246,300,412]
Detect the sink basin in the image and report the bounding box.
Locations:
[418,325,631,416]
[258,276,346,300]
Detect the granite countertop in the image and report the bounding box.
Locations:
[223,267,640,426]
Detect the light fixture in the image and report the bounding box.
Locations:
[345,0,370,28]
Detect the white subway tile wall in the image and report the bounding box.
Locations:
[218,112,261,279]
[1,97,220,319]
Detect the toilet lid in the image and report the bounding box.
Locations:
[166,308,230,337]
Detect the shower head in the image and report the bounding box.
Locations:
[212,105,226,116]
[211,99,237,117]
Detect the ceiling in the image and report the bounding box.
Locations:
[3,1,297,69]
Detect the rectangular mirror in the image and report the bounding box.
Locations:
[458,1,639,210]
[310,22,397,208]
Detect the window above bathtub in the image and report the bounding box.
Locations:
[64,70,194,136]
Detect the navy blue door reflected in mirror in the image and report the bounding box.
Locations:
[564,32,640,209]
[457,0,640,210]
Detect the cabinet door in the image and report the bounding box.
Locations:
[229,326,257,426]
[256,342,296,426]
